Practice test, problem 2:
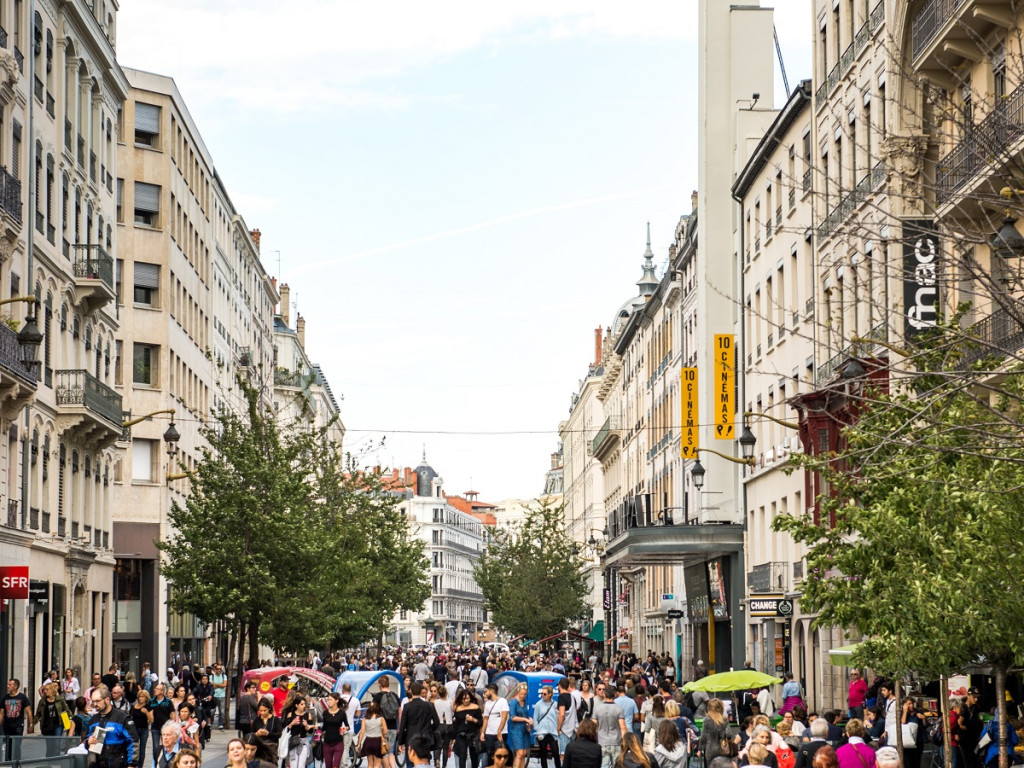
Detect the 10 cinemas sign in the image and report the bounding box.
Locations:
[0,566,30,599]
[714,335,734,439]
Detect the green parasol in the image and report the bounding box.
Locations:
[682,670,783,693]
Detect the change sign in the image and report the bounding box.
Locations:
[714,335,734,439]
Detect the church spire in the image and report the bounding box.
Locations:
[637,221,659,297]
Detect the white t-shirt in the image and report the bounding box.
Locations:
[341,694,360,730]
[445,680,465,701]
[471,668,488,690]
[483,697,510,735]
[435,699,454,725]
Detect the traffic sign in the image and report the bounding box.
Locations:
[667,609,684,619]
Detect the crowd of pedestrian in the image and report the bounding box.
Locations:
[2,648,1019,768]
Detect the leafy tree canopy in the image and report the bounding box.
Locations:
[474,500,589,640]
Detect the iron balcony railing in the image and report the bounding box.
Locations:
[936,81,1024,203]
[0,321,38,383]
[0,25,7,47]
[748,561,788,593]
[855,22,869,54]
[957,303,1024,370]
[0,166,21,224]
[817,161,886,240]
[71,244,114,292]
[815,322,888,385]
[13,46,22,72]
[870,0,884,32]
[5,499,17,528]
[911,0,967,61]
[591,414,622,456]
[55,369,123,428]
[802,169,812,193]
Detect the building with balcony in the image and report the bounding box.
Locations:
[272,283,344,445]
[558,327,607,637]
[0,0,129,690]
[732,79,820,686]
[110,70,283,678]
[385,458,487,647]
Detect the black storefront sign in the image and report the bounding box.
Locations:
[684,563,709,623]
[903,219,938,338]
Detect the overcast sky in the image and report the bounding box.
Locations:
[118,0,812,501]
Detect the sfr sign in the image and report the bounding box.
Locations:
[0,566,29,599]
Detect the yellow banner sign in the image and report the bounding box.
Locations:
[714,334,735,439]
[681,367,698,459]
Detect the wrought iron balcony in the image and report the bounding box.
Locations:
[0,321,38,385]
[0,166,22,225]
[55,369,123,446]
[13,47,22,73]
[748,561,788,593]
[870,0,884,32]
[911,0,967,61]
[590,415,623,459]
[936,82,1024,204]
[957,303,1024,370]
[5,500,18,529]
[70,244,115,313]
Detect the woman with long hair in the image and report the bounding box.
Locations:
[251,698,283,764]
[452,687,482,768]
[321,692,350,768]
[507,684,533,768]
[615,732,657,768]
[699,698,730,766]
[642,696,665,752]
[123,672,140,705]
[434,683,454,768]
[656,719,688,768]
[358,700,387,768]
[282,695,317,768]
[130,690,153,760]
[171,685,188,714]
[580,679,595,718]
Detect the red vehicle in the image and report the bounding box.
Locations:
[239,666,335,717]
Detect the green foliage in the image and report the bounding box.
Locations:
[159,381,429,660]
[773,318,1024,763]
[474,500,589,640]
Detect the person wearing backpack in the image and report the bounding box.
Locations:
[557,678,579,758]
[374,677,401,767]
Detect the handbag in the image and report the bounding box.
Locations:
[312,739,324,761]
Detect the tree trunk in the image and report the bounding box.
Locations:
[941,674,953,768]
[247,616,260,668]
[996,663,1008,768]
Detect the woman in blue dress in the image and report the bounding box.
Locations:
[507,684,533,768]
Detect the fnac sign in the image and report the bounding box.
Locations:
[0,566,29,599]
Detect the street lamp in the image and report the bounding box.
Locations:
[17,312,42,373]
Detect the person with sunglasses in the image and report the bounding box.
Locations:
[491,747,513,768]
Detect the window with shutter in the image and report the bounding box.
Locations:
[134,182,159,227]
[134,103,160,147]
[134,262,159,306]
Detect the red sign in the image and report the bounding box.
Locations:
[0,566,29,599]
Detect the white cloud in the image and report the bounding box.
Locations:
[118,0,695,113]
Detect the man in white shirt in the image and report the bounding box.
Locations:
[414,658,432,683]
[444,678,465,702]
[479,684,509,768]
[340,683,360,768]
[756,686,776,716]
[470,662,488,699]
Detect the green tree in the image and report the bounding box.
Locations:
[159,381,429,663]
[775,319,1024,768]
[474,500,589,640]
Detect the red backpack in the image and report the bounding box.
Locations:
[776,744,796,768]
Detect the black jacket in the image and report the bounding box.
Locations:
[563,739,602,768]
[398,697,440,745]
[796,739,828,768]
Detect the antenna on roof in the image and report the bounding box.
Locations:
[774,25,790,94]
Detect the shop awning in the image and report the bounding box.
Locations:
[829,643,862,667]
[587,620,605,642]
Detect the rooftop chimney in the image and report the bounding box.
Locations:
[691,190,698,212]
[296,314,306,349]
[550,451,561,470]
[250,229,261,252]
[594,326,603,367]
[279,284,290,326]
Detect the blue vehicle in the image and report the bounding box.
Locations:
[492,671,566,708]
[333,670,406,734]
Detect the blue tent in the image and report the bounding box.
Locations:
[492,671,566,708]
[333,670,405,733]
